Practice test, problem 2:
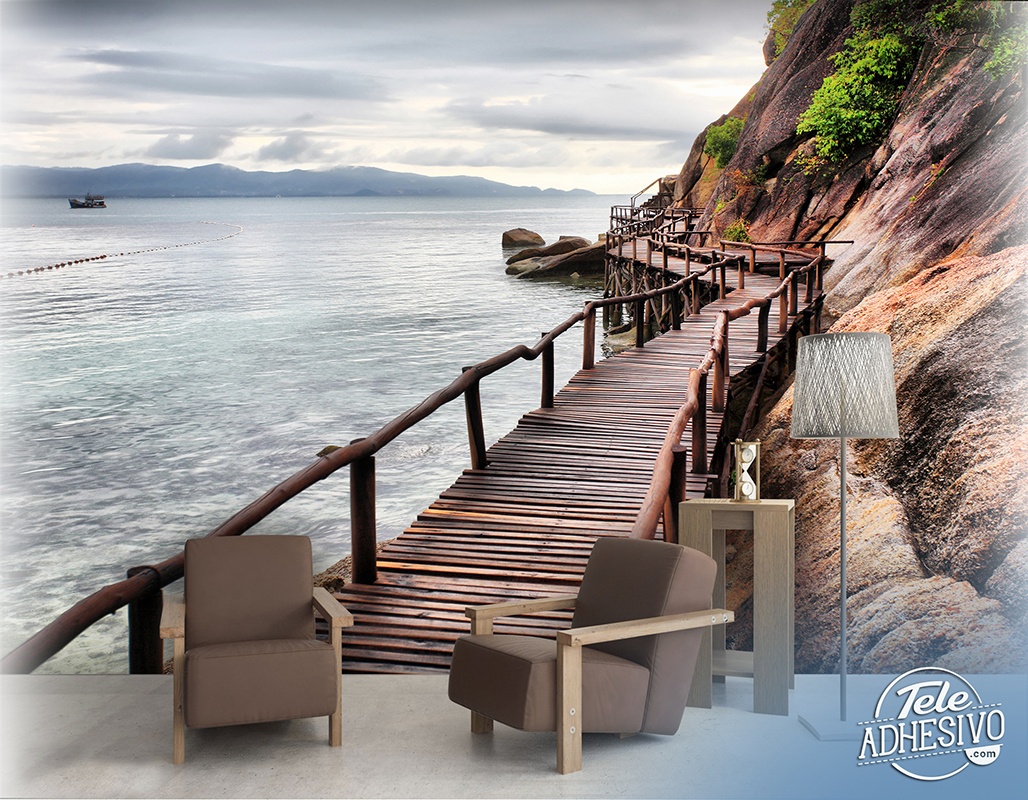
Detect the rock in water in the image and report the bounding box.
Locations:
[506,236,591,265]
[502,228,545,247]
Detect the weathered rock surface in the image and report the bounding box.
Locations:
[687,0,1027,672]
[742,248,1028,673]
[508,241,605,278]
[501,228,545,247]
[506,236,591,265]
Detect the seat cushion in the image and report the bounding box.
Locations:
[448,634,650,733]
[184,638,337,729]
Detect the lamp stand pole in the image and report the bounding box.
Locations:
[798,435,859,740]
[839,434,847,723]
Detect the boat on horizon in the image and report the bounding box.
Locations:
[69,194,106,209]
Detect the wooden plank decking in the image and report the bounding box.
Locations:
[332,257,816,673]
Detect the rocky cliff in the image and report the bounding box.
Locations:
[673,0,1027,672]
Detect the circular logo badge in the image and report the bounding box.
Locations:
[858,667,1004,782]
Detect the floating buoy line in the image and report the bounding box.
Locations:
[0,221,244,282]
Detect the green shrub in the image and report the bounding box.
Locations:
[796,32,919,164]
[766,0,818,56]
[722,219,752,243]
[927,1,1028,79]
[704,117,745,170]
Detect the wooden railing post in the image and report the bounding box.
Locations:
[718,257,727,298]
[778,251,788,333]
[635,297,646,348]
[757,300,770,352]
[805,263,815,303]
[691,370,708,473]
[582,305,596,370]
[462,367,488,470]
[670,289,682,331]
[541,334,555,409]
[691,276,700,315]
[666,443,690,544]
[737,255,746,290]
[127,571,163,674]
[748,245,756,274]
[350,437,377,584]
[790,271,800,317]
[713,316,728,413]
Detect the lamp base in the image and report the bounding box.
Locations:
[798,714,862,742]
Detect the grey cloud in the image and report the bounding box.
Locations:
[72,49,385,100]
[386,142,570,169]
[256,133,328,162]
[145,131,233,159]
[444,98,682,141]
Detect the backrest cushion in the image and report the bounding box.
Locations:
[185,536,315,650]
[572,537,716,733]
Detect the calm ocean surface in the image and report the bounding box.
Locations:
[0,194,621,673]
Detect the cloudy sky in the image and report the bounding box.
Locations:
[1,0,772,194]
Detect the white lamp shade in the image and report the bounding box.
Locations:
[791,332,899,440]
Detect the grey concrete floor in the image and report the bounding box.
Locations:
[1,673,1025,799]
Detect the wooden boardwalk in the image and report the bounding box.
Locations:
[332,257,816,672]
[0,211,828,678]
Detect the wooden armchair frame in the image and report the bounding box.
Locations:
[160,586,353,765]
[464,594,733,774]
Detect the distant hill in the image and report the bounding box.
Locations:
[0,163,595,199]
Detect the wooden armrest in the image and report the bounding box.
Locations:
[313,587,354,628]
[159,593,185,639]
[465,594,577,622]
[465,595,577,636]
[557,608,734,648]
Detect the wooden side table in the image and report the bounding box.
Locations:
[680,498,795,716]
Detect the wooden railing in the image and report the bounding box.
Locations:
[629,253,826,541]
[1,216,830,675]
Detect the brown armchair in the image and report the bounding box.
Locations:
[159,535,353,764]
[448,537,731,773]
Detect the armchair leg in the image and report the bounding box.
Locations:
[329,628,343,747]
[471,711,494,734]
[557,641,583,774]
[172,639,185,765]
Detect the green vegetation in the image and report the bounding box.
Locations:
[796,1,1026,170]
[766,0,818,56]
[796,0,922,167]
[796,32,919,164]
[927,1,1028,78]
[704,117,745,169]
[722,219,752,243]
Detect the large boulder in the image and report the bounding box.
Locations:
[506,236,591,265]
[501,228,544,247]
[510,241,605,278]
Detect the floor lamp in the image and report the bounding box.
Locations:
[791,332,899,740]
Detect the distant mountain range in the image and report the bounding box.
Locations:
[1,163,595,199]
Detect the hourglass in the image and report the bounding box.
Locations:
[733,439,760,502]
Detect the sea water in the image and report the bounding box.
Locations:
[0,194,621,673]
